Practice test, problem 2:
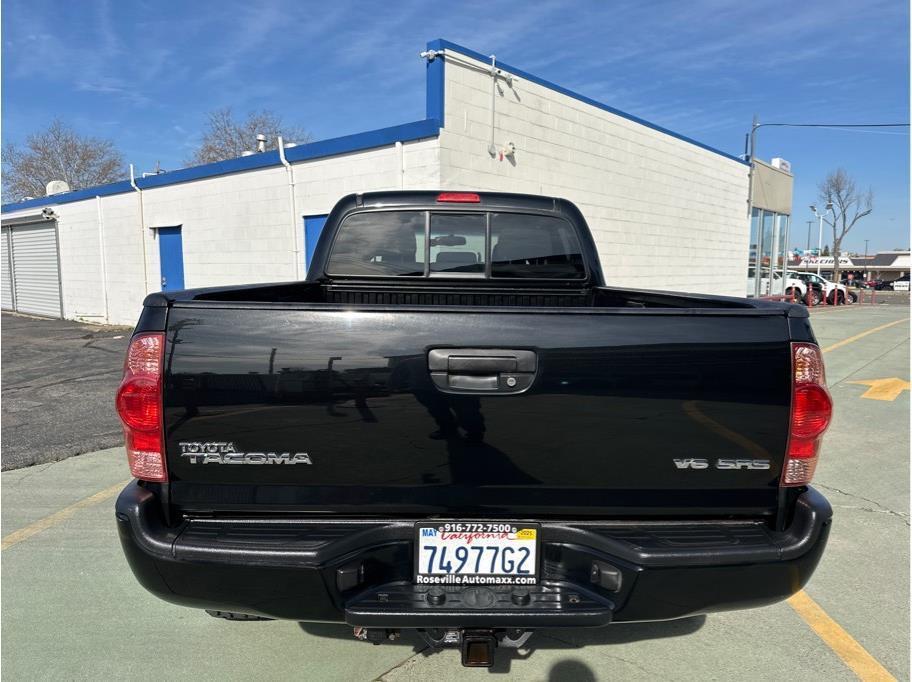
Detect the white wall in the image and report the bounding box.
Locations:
[437,52,751,296]
[99,193,150,325]
[2,48,754,325]
[143,165,295,290]
[0,195,147,325]
[1,137,439,326]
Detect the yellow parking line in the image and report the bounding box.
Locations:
[821,318,909,353]
[1,480,129,550]
[787,317,907,679]
[788,591,896,681]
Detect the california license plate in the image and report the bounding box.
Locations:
[414,521,540,586]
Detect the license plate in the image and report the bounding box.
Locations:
[414,521,540,586]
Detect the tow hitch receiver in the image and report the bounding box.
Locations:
[462,630,496,668]
[357,627,534,667]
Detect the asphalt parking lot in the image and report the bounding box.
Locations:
[1,303,909,680]
[1,313,130,469]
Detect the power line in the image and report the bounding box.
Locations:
[744,121,910,160]
[811,126,908,136]
[754,122,909,128]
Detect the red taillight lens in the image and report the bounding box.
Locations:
[115,333,167,482]
[437,192,480,203]
[791,384,832,439]
[782,343,832,486]
[115,377,160,430]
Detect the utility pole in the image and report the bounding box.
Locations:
[864,239,869,280]
[806,220,814,253]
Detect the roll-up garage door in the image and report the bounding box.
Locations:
[1,228,13,310]
[7,222,63,318]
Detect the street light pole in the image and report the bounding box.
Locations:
[806,220,813,253]
[864,239,869,280]
[817,213,825,276]
[810,203,834,277]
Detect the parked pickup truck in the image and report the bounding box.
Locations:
[115,191,833,667]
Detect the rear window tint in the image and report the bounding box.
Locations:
[326,211,425,277]
[430,213,486,274]
[491,213,585,279]
[326,209,586,279]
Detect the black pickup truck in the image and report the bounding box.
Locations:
[115,191,833,667]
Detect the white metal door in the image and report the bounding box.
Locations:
[10,222,62,317]
[1,228,13,310]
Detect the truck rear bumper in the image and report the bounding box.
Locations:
[116,483,831,627]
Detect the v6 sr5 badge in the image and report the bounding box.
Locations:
[674,458,770,470]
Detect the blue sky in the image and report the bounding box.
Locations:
[2,0,908,252]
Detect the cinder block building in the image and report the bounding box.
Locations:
[2,39,755,325]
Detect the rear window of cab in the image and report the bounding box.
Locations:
[325,210,585,279]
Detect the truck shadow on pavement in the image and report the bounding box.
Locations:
[298,615,706,674]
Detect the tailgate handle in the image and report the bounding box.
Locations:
[428,349,536,394]
[448,355,517,373]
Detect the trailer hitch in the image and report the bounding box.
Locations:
[419,628,534,667]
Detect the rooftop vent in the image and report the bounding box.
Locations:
[45,180,71,196]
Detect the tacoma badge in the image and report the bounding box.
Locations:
[179,441,311,465]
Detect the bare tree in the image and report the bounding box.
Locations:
[818,168,874,284]
[186,108,311,165]
[2,120,125,200]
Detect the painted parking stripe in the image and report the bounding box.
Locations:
[847,377,910,401]
[821,318,909,353]
[0,480,129,550]
[687,316,906,680]
[788,591,896,681]
[784,316,907,680]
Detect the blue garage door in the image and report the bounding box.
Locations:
[304,215,328,275]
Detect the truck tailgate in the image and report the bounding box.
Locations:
[163,304,792,518]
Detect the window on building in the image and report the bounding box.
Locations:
[747,208,792,298]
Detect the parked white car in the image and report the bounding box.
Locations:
[789,271,853,304]
[746,268,809,303]
[890,275,910,292]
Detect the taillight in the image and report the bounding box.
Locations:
[115,333,167,482]
[782,342,832,486]
[437,192,480,203]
